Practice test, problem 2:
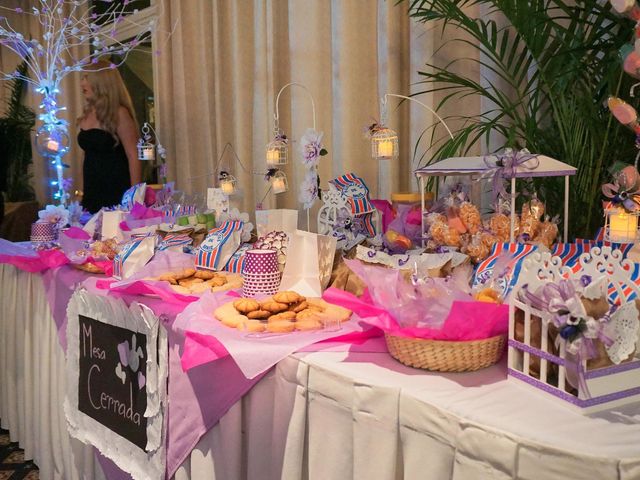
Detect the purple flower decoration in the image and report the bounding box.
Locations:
[300,128,326,168]
[299,170,319,209]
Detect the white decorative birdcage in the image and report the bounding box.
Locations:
[370,127,399,160]
[509,247,640,413]
[271,170,288,194]
[266,137,288,166]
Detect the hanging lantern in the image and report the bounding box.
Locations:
[371,126,399,160]
[137,140,156,161]
[271,170,288,194]
[137,122,157,161]
[605,207,639,243]
[266,135,288,166]
[219,171,237,195]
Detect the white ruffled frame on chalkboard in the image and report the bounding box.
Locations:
[65,289,168,480]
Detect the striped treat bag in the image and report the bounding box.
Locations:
[195,220,244,271]
[222,243,252,273]
[158,232,193,253]
[473,242,538,299]
[121,182,147,210]
[112,235,157,280]
[329,173,377,236]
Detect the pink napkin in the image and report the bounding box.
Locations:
[324,287,509,341]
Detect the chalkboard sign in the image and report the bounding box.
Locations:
[78,314,148,450]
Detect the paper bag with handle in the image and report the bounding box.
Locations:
[255,209,298,238]
[280,229,337,297]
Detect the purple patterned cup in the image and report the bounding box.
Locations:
[242,249,279,275]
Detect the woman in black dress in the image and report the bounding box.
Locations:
[77,61,141,213]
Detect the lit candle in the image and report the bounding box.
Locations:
[220,179,235,195]
[272,177,287,194]
[609,209,638,242]
[266,148,279,165]
[47,139,60,152]
[377,139,394,157]
[141,146,155,161]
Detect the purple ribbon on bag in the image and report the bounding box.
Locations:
[482,149,539,203]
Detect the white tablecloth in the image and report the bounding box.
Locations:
[2,264,640,480]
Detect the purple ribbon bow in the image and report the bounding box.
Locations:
[602,173,640,212]
[520,280,614,399]
[483,149,539,203]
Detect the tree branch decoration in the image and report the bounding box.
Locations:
[0,0,158,204]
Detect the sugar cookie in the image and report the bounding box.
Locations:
[295,319,323,331]
[221,314,248,328]
[266,320,295,333]
[247,309,271,319]
[238,319,266,332]
[268,311,297,322]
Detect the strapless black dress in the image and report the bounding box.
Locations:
[78,129,131,213]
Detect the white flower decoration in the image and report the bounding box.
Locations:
[38,204,69,228]
[299,170,319,210]
[300,128,325,168]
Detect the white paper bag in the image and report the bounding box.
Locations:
[280,230,337,297]
[207,188,229,215]
[255,209,299,237]
[101,210,126,242]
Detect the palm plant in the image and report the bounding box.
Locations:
[0,61,35,202]
[408,0,636,237]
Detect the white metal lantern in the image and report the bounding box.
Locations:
[271,170,289,194]
[219,172,237,195]
[137,123,156,161]
[266,137,288,166]
[605,207,639,243]
[371,127,399,160]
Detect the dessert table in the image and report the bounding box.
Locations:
[1,263,640,480]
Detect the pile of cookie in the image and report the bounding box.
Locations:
[154,268,242,294]
[214,290,352,333]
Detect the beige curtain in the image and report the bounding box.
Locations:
[156,0,482,229]
[0,0,485,216]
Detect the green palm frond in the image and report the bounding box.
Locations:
[408,0,636,237]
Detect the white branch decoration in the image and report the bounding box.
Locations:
[0,0,159,204]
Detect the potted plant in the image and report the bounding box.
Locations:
[0,61,38,240]
[408,0,636,237]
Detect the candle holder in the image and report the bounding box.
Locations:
[219,171,237,195]
[370,93,454,200]
[604,207,639,243]
[271,170,289,194]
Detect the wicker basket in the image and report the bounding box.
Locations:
[384,333,506,372]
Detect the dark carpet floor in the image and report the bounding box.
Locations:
[0,425,38,480]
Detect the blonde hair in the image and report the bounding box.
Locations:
[77,60,138,144]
